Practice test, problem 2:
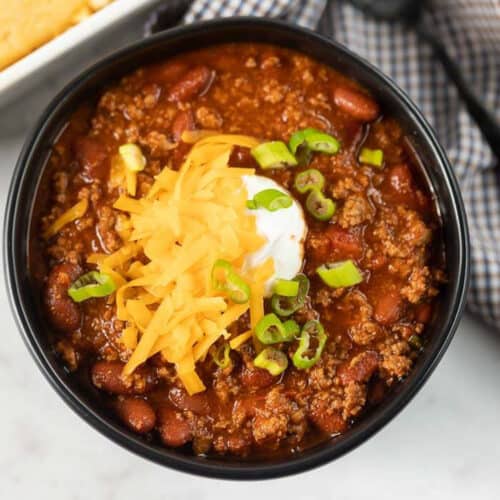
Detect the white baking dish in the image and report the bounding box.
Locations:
[0,0,159,107]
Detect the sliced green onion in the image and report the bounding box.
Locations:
[211,259,251,303]
[273,278,299,297]
[271,295,295,317]
[226,274,250,303]
[68,271,116,303]
[408,334,423,350]
[292,320,327,370]
[316,260,363,288]
[359,148,384,168]
[289,128,340,165]
[302,128,341,154]
[271,274,310,317]
[211,259,232,288]
[255,313,288,344]
[254,347,288,375]
[251,141,298,169]
[119,143,146,172]
[211,343,231,368]
[305,188,336,221]
[294,169,325,194]
[289,130,313,166]
[246,189,292,212]
[283,319,300,341]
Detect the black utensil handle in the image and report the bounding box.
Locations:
[144,0,190,36]
[348,0,420,21]
[417,23,500,161]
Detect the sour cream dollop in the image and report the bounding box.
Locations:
[242,175,307,296]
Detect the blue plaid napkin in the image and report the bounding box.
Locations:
[163,0,500,329]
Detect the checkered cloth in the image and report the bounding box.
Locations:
[180,0,500,328]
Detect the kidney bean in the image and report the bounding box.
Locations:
[116,397,156,434]
[92,361,129,394]
[74,137,108,181]
[167,65,214,102]
[171,110,195,142]
[91,360,155,395]
[326,224,363,260]
[381,164,420,208]
[157,407,192,447]
[229,146,258,168]
[337,350,380,385]
[415,302,433,324]
[44,263,81,333]
[168,387,211,416]
[373,289,403,325]
[240,365,277,389]
[333,86,380,122]
[170,141,192,169]
[307,225,363,264]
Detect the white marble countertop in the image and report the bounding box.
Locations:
[1,8,499,499]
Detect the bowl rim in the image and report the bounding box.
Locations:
[4,16,470,480]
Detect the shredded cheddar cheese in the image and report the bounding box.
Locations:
[120,326,138,350]
[90,134,274,395]
[229,330,253,350]
[119,143,146,197]
[44,198,88,239]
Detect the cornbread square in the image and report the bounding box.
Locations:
[0,0,88,70]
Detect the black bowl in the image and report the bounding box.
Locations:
[4,18,469,480]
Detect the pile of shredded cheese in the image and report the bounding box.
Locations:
[88,133,274,395]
